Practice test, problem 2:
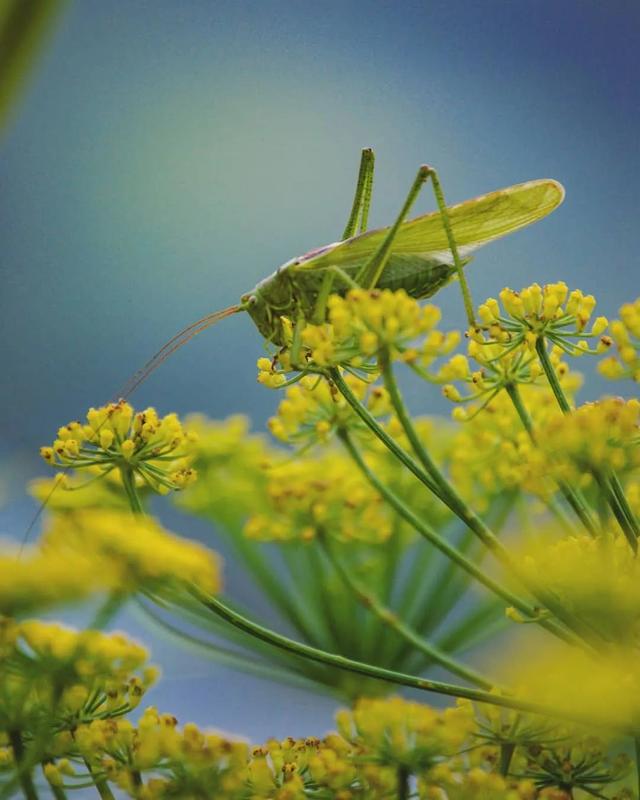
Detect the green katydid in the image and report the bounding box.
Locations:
[121,148,564,396]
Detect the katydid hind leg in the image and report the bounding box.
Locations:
[355,165,431,290]
[341,148,375,240]
[423,167,475,326]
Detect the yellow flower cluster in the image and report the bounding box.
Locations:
[244,452,392,543]
[40,401,197,494]
[0,545,104,616]
[0,618,156,733]
[321,288,456,363]
[78,707,249,798]
[2,691,635,799]
[503,639,640,730]
[256,289,459,385]
[536,397,640,482]
[268,373,390,445]
[43,509,221,596]
[478,283,609,356]
[600,297,640,381]
[447,390,554,505]
[175,415,277,529]
[517,530,640,644]
[336,696,475,771]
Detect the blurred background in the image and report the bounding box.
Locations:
[0,0,639,741]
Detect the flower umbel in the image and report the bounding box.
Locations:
[600,296,640,381]
[477,282,609,357]
[40,401,197,494]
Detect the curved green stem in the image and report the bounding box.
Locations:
[338,430,578,646]
[194,588,626,730]
[320,534,496,689]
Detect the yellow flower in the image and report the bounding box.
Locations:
[0,544,108,616]
[40,401,197,494]
[515,529,640,644]
[244,451,392,544]
[42,509,221,596]
[175,415,278,529]
[336,696,474,771]
[255,289,458,385]
[536,397,640,483]
[599,296,640,381]
[268,372,388,446]
[473,284,610,369]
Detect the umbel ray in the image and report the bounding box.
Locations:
[120,147,564,397]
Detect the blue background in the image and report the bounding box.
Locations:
[1,0,639,742]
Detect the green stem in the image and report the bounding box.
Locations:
[505,382,599,537]
[397,766,410,800]
[364,359,523,568]
[194,588,625,729]
[343,362,589,644]
[83,760,115,800]
[609,471,640,541]
[338,429,578,646]
[320,535,496,689]
[594,470,638,554]
[535,337,571,412]
[499,742,516,776]
[119,465,143,514]
[8,731,38,800]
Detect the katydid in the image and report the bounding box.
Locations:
[121,149,564,396]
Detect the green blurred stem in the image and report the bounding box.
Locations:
[499,742,516,776]
[119,466,144,514]
[0,0,68,135]
[505,382,599,536]
[397,766,410,800]
[536,336,640,550]
[320,534,496,689]
[334,366,586,645]
[334,363,507,559]
[8,731,38,800]
[337,429,579,647]
[198,589,557,716]
[194,588,626,728]
[83,759,115,800]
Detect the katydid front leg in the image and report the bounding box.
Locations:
[342,148,375,240]
[311,266,361,324]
